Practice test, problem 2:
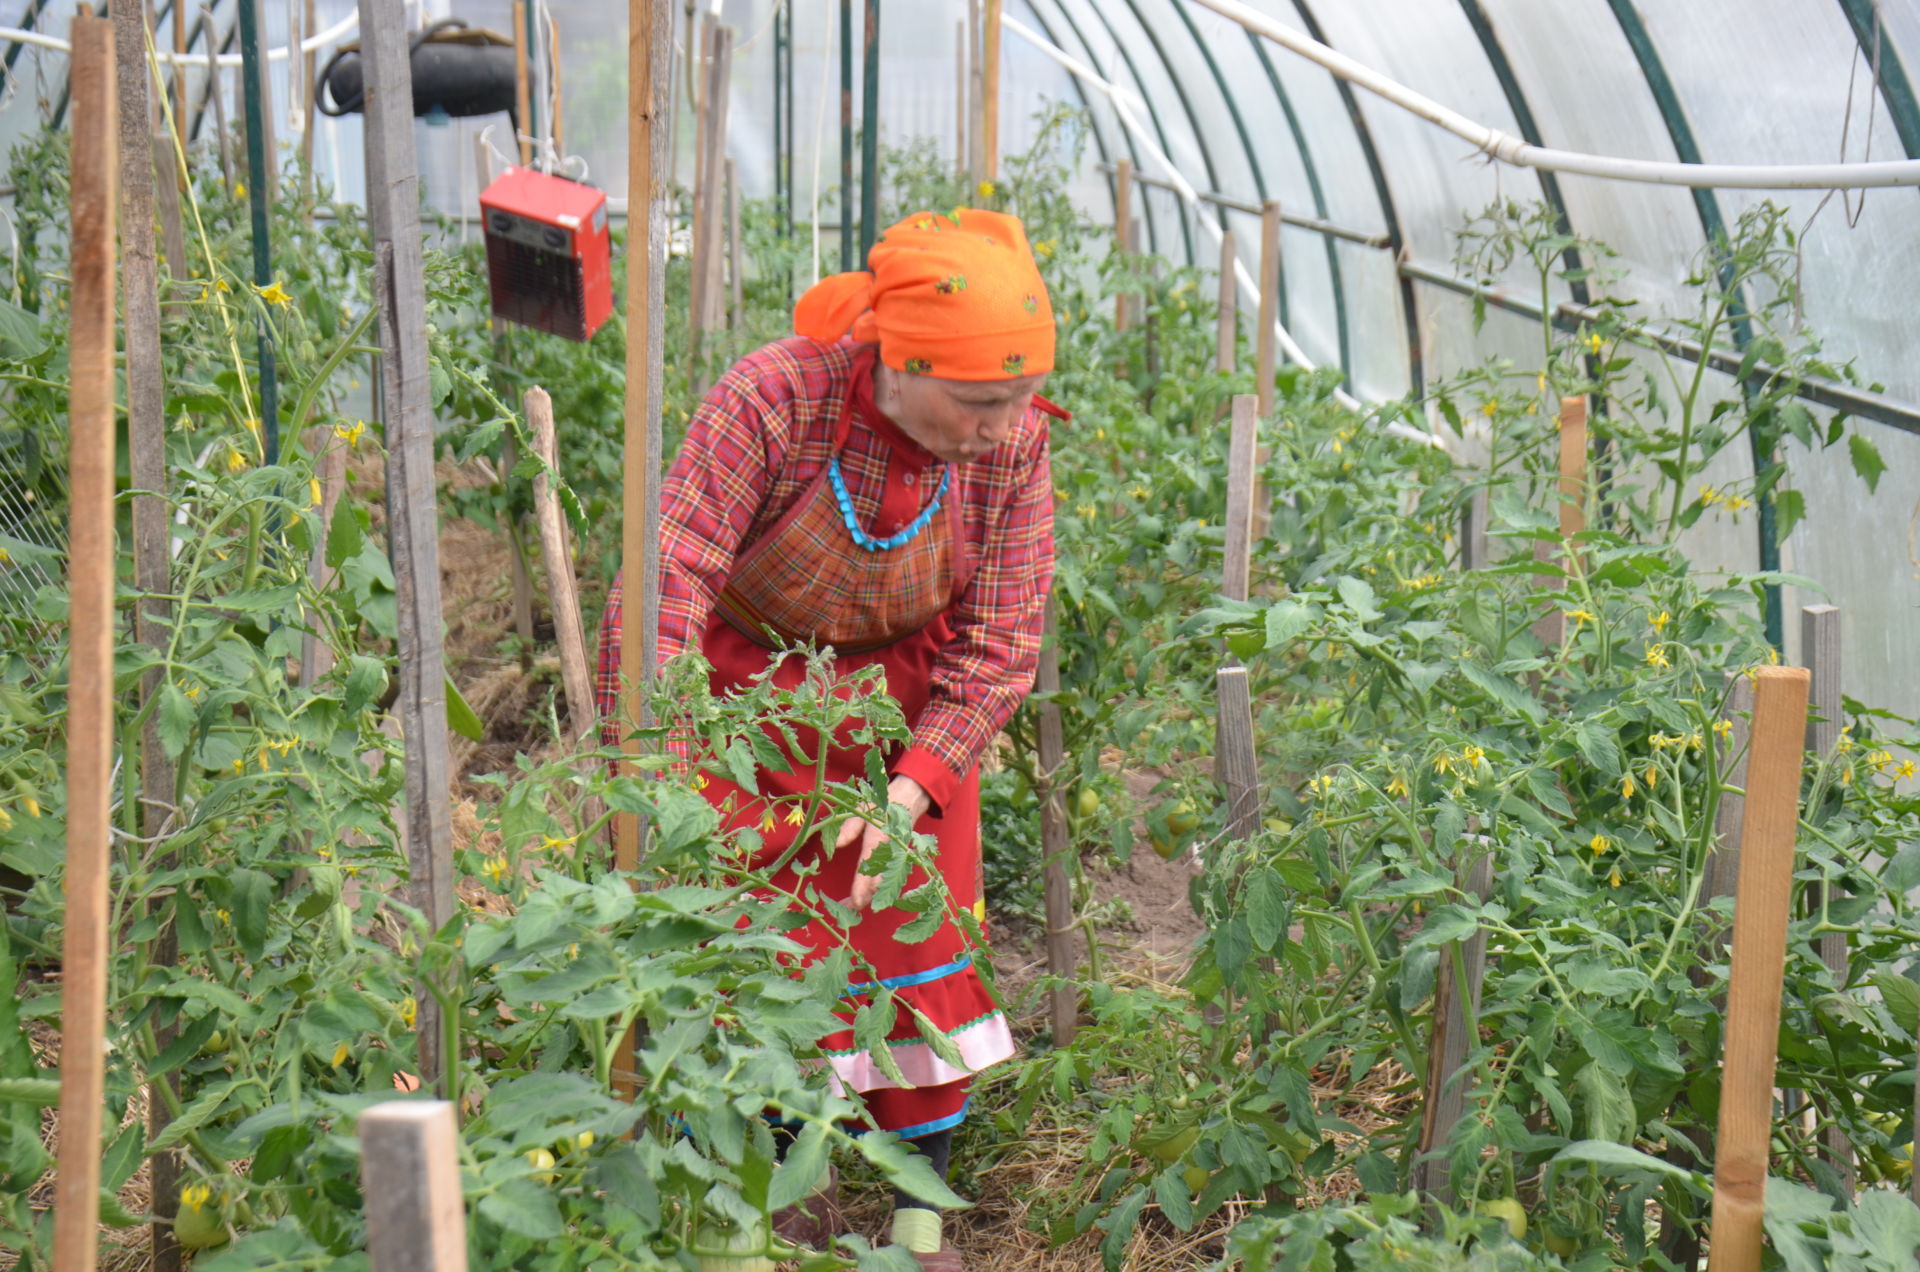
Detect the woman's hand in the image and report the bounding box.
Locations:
[836,774,932,911]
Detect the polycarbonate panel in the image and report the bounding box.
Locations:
[0,6,78,180]
[1300,0,1554,289]
[1338,241,1411,403]
[1471,0,1703,320]
[1635,1,1920,405]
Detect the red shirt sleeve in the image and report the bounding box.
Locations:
[892,414,1055,811]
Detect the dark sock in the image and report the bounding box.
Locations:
[892,1127,953,1212]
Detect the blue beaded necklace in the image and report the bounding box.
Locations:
[827,455,951,552]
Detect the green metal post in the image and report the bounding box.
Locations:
[860,0,879,261]
[840,0,854,273]
[237,0,280,464]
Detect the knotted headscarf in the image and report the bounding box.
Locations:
[794,207,1055,381]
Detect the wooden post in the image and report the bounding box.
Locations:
[513,0,533,165]
[1034,606,1076,1045]
[548,13,566,157]
[616,0,672,1100]
[1113,158,1132,332]
[1414,848,1494,1206]
[360,0,455,1091]
[691,12,711,277]
[301,0,318,204]
[1216,230,1236,375]
[172,0,188,161]
[726,155,742,331]
[114,6,181,1266]
[360,1102,468,1272]
[52,20,116,1272]
[982,0,1001,180]
[1800,603,1850,1182]
[1255,200,1279,418]
[690,24,732,378]
[1223,396,1258,605]
[1530,396,1589,650]
[1707,666,1811,1272]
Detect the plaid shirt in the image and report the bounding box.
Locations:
[594,337,1056,811]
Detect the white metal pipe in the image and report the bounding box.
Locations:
[1187,0,1920,190]
[0,9,359,67]
[1003,12,1443,450]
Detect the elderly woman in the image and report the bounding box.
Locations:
[595,208,1063,1269]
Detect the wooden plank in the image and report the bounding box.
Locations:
[1255,200,1279,418]
[1414,847,1494,1207]
[1035,605,1076,1045]
[360,1101,469,1272]
[114,8,181,1266]
[1707,666,1811,1272]
[1530,397,1588,650]
[691,24,732,375]
[1223,395,1258,604]
[689,12,712,320]
[982,0,1001,180]
[513,0,532,165]
[616,0,672,1100]
[1215,229,1235,375]
[152,127,188,312]
[1114,157,1132,331]
[359,0,455,1091]
[52,19,117,1272]
[1704,673,1757,941]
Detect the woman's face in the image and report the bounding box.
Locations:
[877,363,1050,465]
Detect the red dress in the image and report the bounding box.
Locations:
[596,338,1061,1137]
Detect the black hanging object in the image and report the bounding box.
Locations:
[316,19,518,121]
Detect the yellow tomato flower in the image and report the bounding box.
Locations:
[1895,759,1915,780]
[482,855,508,886]
[1644,765,1659,789]
[0,547,8,564]
[1608,865,1622,888]
[1076,502,1097,521]
[1645,645,1670,669]
[21,796,37,819]
[1433,752,1455,777]
[399,996,418,1029]
[254,280,292,307]
[1586,332,1603,356]
[977,180,997,198]
[1621,774,1637,799]
[181,1183,212,1211]
[1649,610,1671,633]
[1699,485,1719,506]
[310,478,323,506]
[1386,774,1409,799]
[785,805,805,826]
[1714,719,1734,742]
[1481,400,1498,417]
[334,420,368,448]
[1129,485,1148,500]
[331,1041,350,1067]
[0,807,11,832]
[1589,833,1610,857]
[226,447,248,473]
[759,810,776,832]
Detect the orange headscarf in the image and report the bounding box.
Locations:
[793,208,1055,381]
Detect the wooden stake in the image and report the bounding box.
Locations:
[1216,397,1261,850]
[360,1102,469,1272]
[954,19,967,177]
[114,7,181,1265]
[691,25,732,369]
[1800,603,1850,1183]
[172,0,188,162]
[1530,396,1589,650]
[966,0,983,183]
[528,388,595,749]
[689,13,712,304]
[360,0,455,1091]
[1707,666,1811,1272]
[1113,157,1132,332]
[301,0,317,204]
[1414,847,1494,1207]
[512,0,533,165]
[1255,200,1279,418]
[617,0,672,1100]
[982,0,1001,180]
[1216,229,1236,375]
[548,13,566,157]
[1035,605,1076,1045]
[726,155,742,331]
[1223,396,1258,605]
[52,19,117,1272]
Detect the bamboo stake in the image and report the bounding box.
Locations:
[52,18,116,1272]
[360,1102,468,1272]
[691,25,732,370]
[1216,229,1235,374]
[1531,396,1588,650]
[617,0,672,1101]
[1707,665,1811,1272]
[982,0,1001,180]
[1035,605,1076,1045]
[360,0,454,1091]
[513,0,532,165]
[114,6,181,1264]
[1114,157,1132,332]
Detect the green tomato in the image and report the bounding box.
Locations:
[1146,1126,1198,1164]
[1543,1229,1579,1257]
[1182,1165,1210,1195]
[174,1186,228,1250]
[1075,787,1101,820]
[1165,801,1199,837]
[1477,1197,1527,1241]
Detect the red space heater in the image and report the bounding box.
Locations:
[480,166,612,342]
